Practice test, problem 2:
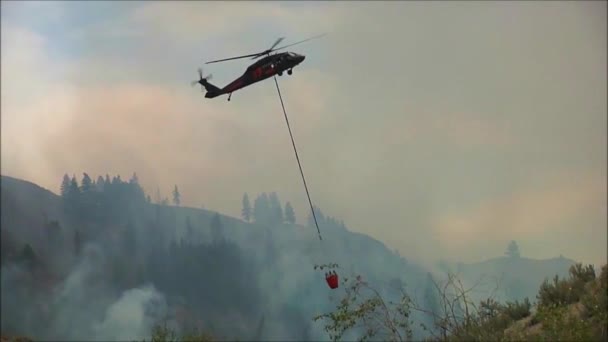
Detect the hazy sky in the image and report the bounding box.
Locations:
[2,1,606,267]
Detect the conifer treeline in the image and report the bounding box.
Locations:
[59,172,147,223]
[240,192,295,226]
[59,172,346,230]
[240,192,347,230]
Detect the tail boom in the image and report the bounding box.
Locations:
[200,79,222,98]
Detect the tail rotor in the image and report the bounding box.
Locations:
[191,68,213,91]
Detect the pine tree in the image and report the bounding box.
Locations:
[242,193,252,222]
[268,192,283,224]
[253,193,270,224]
[172,185,181,206]
[284,202,296,224]
[81,173,93,192]
[63,175,81,217]
[96,175,105,191]
[69,175,80,196]
[128,172,145,202]
[79,173,94,220]
[505,240,520,258]
[60,174,70,198]
[21,244,37,270]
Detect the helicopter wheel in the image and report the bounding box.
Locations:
[278,71,283,76]
[287,69,293,75]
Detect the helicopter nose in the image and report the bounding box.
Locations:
[298,55,306,63]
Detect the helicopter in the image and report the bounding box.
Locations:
[192,34,325,101]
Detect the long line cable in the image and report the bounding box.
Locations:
[273,76,323,241]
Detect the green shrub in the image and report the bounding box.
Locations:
[600,264,608,289]
[569,263,596,283]
[536,264,595,309]
[148,323,179,342]
[502,298,532,321]
[534,304,595,341]
[478,298,502,321]
[180,328,214,342]
[537,275,575,308]
[580,264,608,340]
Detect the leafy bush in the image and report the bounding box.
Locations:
[314,263,607,342]
[536,263,596,309]
[451,297,530,341]
[533,304,595,341]
[537,275,576,308]
[148,323,178,342]
[569,263,596,283]
[528,263,606,341]
[580,264,608,340]
[600,264,608,288]
[313,265,414,342]
[502,298,532,321]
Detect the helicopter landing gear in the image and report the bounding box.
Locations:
[278,71,283,76]
[287,69,293,75]
[227,92,232,101]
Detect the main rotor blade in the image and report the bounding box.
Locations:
[206,52,262,64]
[273,33,327,52]
[249,37,286,60]
[269,37,285,51]
[205,34,323,64]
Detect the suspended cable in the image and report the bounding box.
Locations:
[273,76,323,241]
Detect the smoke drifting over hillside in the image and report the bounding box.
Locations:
[1,1,605,267]
[1,1,606,340]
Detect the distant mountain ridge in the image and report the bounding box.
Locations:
[440,255,578,304]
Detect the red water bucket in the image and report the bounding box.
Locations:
[325,271,339,289]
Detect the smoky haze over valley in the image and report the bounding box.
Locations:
[2,1,606,270]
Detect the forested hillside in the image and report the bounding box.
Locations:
[0,174,589,341]
[0,173,428,341]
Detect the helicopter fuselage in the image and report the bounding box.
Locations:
[203,52,305,99]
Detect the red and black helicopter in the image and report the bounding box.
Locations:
[192,34,325,101]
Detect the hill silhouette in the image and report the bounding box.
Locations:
[439,255,577,305]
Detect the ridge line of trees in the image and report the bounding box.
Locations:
[59,172,349,234]
[240,192,348,232]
